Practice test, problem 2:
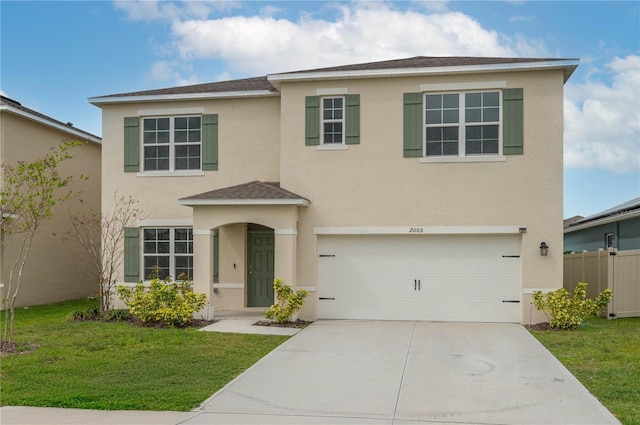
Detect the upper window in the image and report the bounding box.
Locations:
[143,227,193,280]
[322,97,344,144]
[143,116,201,171]
[425,91,500,157]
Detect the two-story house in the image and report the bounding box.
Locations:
[90,56,578,324]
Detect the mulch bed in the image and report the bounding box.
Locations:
[254,320,314,328]
[526,322,562,331]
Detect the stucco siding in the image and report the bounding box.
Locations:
[0,112,101,307]
[100,96,281,220]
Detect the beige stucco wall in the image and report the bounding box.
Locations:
[0,111,101,307]
[279,69,565,323]
[100,96,281,220]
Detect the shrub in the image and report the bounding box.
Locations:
[532,282,612,330]
[117,273,206,327]
[69,300,100,321]
[265,279,308,323]
[102,309,131,322]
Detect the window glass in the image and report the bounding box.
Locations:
[426,91,500,157]
[142,116,202,172]
[143,228,193,280]
[322,97,344,144]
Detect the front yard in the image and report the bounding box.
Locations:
[0,299,288,411]
[530,317,640,425]
[2,299,638,425]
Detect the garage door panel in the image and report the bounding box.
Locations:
[320,297,521,322]
[318,234,521,322]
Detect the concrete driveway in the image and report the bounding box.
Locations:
[190,320,620,424]
[1,321,621,425]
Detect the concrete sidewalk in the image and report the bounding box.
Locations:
[1,321,621,425]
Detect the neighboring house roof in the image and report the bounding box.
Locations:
[0,95,101,144]
[563,215,584,229]
[178,181,310,206]
[89,56,579,105]
[565,197,640,233]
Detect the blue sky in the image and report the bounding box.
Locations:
[1,0,638,218]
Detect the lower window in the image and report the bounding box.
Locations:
[143,228,193,280]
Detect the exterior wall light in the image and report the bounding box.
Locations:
[540,242,549,256]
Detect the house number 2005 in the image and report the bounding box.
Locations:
[409,227,424,233]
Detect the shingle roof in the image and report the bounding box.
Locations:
[179,181,309,205]
[272,56,571,75]
[0,95,101,142]
[96,76,276,99]
[93,56,578,100]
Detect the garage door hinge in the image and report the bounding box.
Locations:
[319,297,335,300]
[319,254,336,257]
[502,300,520,303]
[502,255,520,258]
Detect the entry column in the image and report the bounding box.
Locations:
[193,229,213,319]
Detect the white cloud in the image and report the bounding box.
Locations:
[146,60,200,86]
[169,3,530,76]
[114,0,240,22]
[564,55,640,173]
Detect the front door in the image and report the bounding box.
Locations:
[247,229,275,307]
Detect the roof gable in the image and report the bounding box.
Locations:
[179,181,310,206]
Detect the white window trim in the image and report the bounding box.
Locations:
[316,87,348,95]
[138,107,205,116]
[136,170,205,177]
[420,156,505,163]
[423,90,503,159]
[140,115,203,173]
[141,227,193,282]
[320,96,345,145]
[420,81,506,92]
[316,144,349,151]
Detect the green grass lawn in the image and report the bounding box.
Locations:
[0,299,288,411]
[530,317,640,425]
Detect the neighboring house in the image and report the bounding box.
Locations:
[564,198,640,252]
[90,56,578,324]
[0,96,102,307]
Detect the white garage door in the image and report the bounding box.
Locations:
[318,234,521,322]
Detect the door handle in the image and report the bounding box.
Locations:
[414,280,417,290]
[249,264,253,274]
[418,279,421,291]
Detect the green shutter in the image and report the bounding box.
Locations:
[124,117,139,172]
[124,227,140,282]
[213,229,219,284]
[202,114,219,170]
[345,94,360,145]
[403,93,423,157]
[305,96,320,146]
[503,88,524,155]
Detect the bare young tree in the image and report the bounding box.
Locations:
[1,141,83,349]
[66,194,144,315]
